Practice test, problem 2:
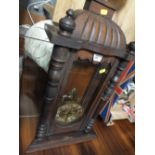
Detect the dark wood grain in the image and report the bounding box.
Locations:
[20,117,135,155]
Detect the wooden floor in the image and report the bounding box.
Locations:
[20,117,134,155]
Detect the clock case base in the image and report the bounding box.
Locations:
[27,130,96,153]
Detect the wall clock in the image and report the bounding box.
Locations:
[26,9,134,153]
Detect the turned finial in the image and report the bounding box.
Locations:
[59,9,75,36]
[128,41,135,55]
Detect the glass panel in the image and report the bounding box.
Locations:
[55,60,96,126]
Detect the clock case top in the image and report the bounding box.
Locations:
[27,9,134,153]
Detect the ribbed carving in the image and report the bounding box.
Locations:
[72,10,126,50]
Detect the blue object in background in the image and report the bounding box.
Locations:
[19,0,56,16]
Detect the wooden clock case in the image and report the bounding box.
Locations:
[23,9,134,153]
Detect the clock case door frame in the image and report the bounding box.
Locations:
[45,52,115,136]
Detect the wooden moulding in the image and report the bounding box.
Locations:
[27,130,96,153]
[44,24,133,61]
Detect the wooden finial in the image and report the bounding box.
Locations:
[59,9,75,36]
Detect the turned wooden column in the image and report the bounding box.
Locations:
[35,9,76,141]
[102,41,135,102]
[84,42,135,132]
